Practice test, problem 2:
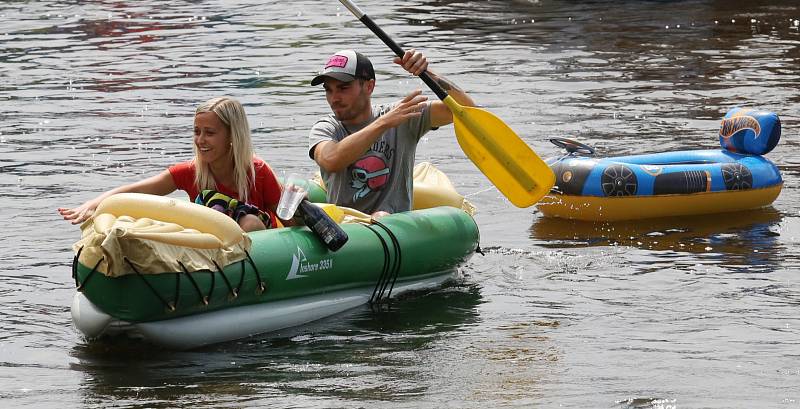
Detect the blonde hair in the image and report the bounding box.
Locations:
[193,97,256,203]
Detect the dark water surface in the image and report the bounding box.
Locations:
[2,1,799,407]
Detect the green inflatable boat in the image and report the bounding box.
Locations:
[69,163,480,349]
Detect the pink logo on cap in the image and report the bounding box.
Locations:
[325,55,349,69]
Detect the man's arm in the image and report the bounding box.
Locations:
[393,49,475,128]
[312,121,389,173]
[312,90,429,173]
[426,70,475,128]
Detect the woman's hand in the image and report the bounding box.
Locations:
[57,200,98,225]
[57,170,177,225]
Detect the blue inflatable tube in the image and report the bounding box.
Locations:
[536,108,783,221]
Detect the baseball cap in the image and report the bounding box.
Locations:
[311,50,375,86]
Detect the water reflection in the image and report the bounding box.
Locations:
[530,207,783,269]
[70,282,482,404]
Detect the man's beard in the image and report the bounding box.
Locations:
[333,89,369,122]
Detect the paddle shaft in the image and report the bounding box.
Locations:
[338,0,555,206]
[338,0,448,101]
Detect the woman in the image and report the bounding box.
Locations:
[58,97,283,232]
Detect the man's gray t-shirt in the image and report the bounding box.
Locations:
[308,102,434,214]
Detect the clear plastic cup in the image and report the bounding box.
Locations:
[276,173,307,220]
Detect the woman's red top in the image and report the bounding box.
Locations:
[168,158,281,226]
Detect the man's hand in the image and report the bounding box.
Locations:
[376,89,428,129]
[393,49,428,76]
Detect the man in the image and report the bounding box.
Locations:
[308,49,475,218]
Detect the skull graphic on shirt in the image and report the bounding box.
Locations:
[351,156,390,201]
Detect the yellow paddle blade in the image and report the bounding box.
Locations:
[445,97,556,208]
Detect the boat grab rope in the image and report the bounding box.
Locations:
[212,260,237,298]
[178,262,208,305]
[366,220,402,305]
[207,267,216,302]
[244,250,266,294]
[72,246,104,291]
[71,246,81,287]
[365,223,390,304]
[374,221,402,301]
[124,258,176,311]
[172,271,181,310]
[73,249,266,313]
